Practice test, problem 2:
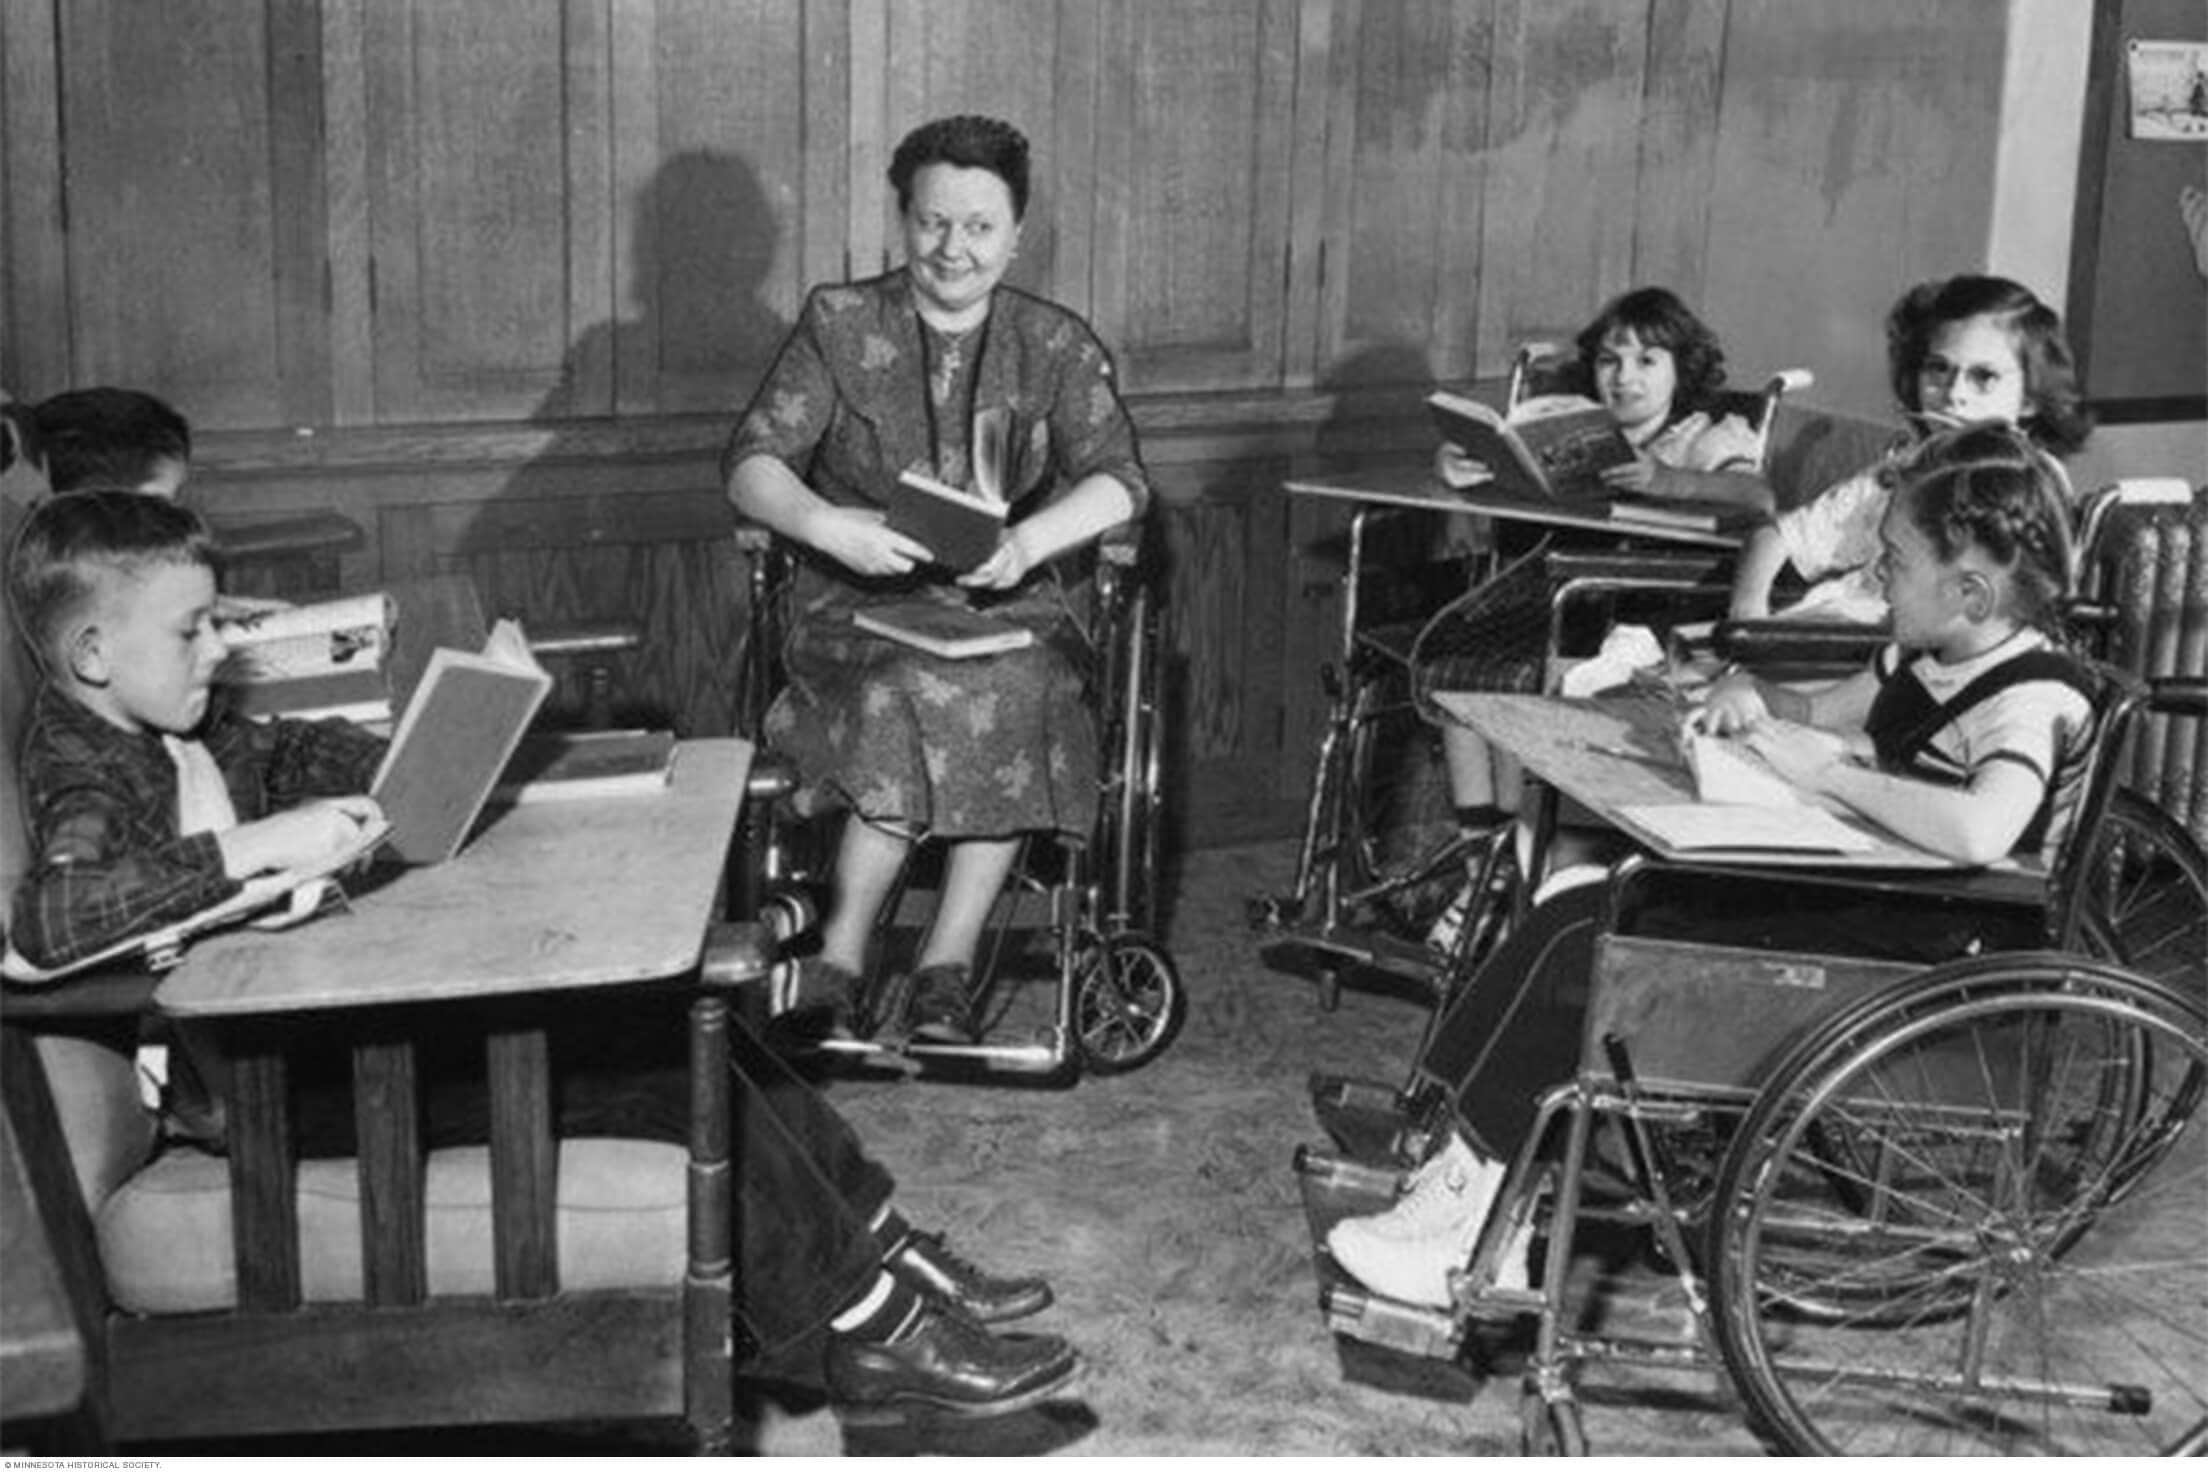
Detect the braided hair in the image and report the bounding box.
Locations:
[1887,422,2076,639]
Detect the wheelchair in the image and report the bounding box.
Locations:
[1252,343,1812,1007]
[730,518,1183,1082]
[1292,666,2208,1455]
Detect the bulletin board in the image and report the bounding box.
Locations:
[2067,0,2208,423]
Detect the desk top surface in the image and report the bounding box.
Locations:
[1433,692,1972,872]
[157,737,751,1017]
[1284,465,1744,548]
[0,1109,84,1421]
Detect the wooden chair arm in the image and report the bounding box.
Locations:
[0,969,162,1022]
[696,921,783,991]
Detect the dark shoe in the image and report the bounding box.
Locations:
[904,963,977,1045]
[824,1299,1079,1425]
[889,1230,1054,1324]
[771,956,869,1042]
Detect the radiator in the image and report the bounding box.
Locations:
[2096,496,2208,849]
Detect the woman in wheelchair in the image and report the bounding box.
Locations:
[1329,422,2094,1307]
[723,115,1147,1046]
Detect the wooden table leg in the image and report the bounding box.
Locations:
[486,1026,556,1300]
[224,1028,299,1312]
[352,1035,426,1305]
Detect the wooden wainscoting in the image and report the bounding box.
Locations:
[189,392,1440,848]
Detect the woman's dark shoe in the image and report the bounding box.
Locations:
[770,956,871,1042]
[824,1299,1079,1425]
[904,963,978,1045]
[888,1230,1054,1324]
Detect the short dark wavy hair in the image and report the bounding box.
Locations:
[1885,275,2093,456]
[1574,286,1729,424]
[888,115,1031,219]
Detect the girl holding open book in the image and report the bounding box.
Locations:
[723,115,1149,1046]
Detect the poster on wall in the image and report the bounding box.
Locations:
[2126,39,2208,140]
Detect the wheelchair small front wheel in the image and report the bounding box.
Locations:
[1073,933,1186,1074]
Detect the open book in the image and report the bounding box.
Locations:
[1616,729,1876,853]
[1604,495,1762,536]
[1428,390,1635,501]
[852,597,1035,660]
[219,591,396,725]
[370,619,552,864]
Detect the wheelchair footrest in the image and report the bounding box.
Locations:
[1308,1071,1437,1165]
[1319,1282,1466,1359]
[1259,923,1448,992]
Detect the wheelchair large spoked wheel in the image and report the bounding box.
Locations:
[1707,954,2208,1455]
[1073,933,1186,1074]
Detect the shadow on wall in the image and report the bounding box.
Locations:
[454,149,793,736]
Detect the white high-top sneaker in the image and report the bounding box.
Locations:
[1325,1131,1503,1307]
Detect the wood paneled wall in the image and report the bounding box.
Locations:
[1,0,2012,845]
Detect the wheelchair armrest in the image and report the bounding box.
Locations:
[697,920,783,991]
[2148,675,2208,719]
[1712,617,1888,671]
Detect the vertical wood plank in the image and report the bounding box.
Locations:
[0,0,69,393]
[1472,0,1649,376]
[1699,0,2007,415]
[1629,0,1726,311]
[847,0,891,279]
[267,0,333,428]
[1047,0,1102,322]
[801,0,853,289]
[1284,0,1339,390]
[486,1025,558,1300]
[351,1035,426,1306]
[607,0,660,419]
[322,0,375,425]
[224,1034,300,1312]
[59,0,286,424]
[626,0,815,413]
[566,0,618,417]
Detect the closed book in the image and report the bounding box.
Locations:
[224,666,392,726]
[888,469,1008,572]
[851,598,1036,659]
[493,727,678,803]
[370,619,552,864]
[1605,495,1760,535]
[1427,389,1633,501]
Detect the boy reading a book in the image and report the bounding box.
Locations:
[7,490,384,975]
[5,492,1082,1426]
[1326,424,2095,1310]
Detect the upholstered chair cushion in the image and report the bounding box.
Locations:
[97,1137,687,1314]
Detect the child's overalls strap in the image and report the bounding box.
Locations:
[1866,647,2097,853]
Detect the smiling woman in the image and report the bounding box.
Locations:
[722,114,1150,1046]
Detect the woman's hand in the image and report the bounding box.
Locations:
[1741,720,1850,792]
[1435,443,1487,489]
[804,504,933,578]
[1694,673,1769,736]
[957,528,1036,591]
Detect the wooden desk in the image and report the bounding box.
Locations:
[1284,464,1746,549]
[1431,691,1985,873]
[0,1109,84,1423]
[155,738,751,1310]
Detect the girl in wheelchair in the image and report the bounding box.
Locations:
[1328,421,2094,1307]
